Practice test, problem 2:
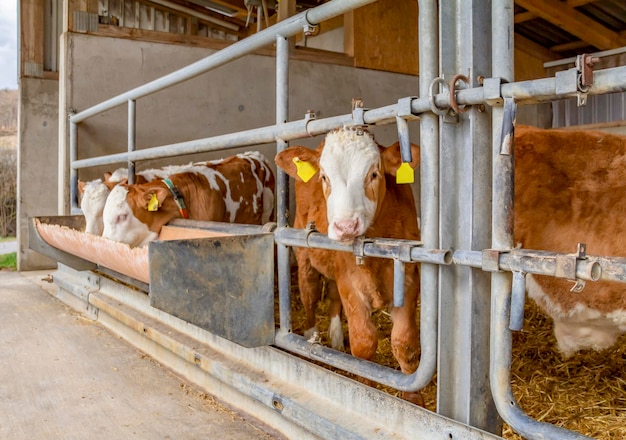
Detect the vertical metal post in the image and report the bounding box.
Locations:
[128,99,137,184]
[69,120,78,213]
[276,34,292,332]
[417,0,440,401]
[489,3,590,439]
[437,0,499,432]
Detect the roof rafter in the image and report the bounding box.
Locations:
[514,0,626,50]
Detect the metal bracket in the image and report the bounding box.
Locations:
[351,98,367,127]
[397,96,419,120]
[303,23,317,36]
[482,249,504,272]
[305,221,318,247]
[553,242,590,293]
[398,242,413,263]
[483,77,504,107]
[353,236,374,266]
[304,109,316,136]
[576,54,599,90]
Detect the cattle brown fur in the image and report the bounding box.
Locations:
[276,134,423,405]
[514,125,626,356]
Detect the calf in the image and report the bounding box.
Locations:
[102,151,275,247]
[79,168,148,235]
[275,127,422,405]
[514,125,626,357]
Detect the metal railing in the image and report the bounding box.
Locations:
[64,0,626,438]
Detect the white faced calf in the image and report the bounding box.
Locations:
[275,127,423,405]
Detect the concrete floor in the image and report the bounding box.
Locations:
[0,270,281,440]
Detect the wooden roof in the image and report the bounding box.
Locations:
[174,0,626,63]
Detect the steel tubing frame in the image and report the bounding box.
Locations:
[63,0,626,438]
[489,2,591,439]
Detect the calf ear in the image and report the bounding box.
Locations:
[104,178,127,191]
[77,180,86,195]
[275,146,320,182]
[381,142,421,176]
[139,185,170,210]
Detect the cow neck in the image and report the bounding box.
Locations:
[162,178,190,219]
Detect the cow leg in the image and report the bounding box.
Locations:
[296,249,323,340]
[390,270,423,406]
[338,280,378,361]
[326,280,345,350]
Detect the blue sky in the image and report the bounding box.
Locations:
[0,0,18,90]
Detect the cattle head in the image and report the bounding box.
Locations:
[79,169,131,236]
[275,127,420,243]
[102,182,170,247]
[79,179,109,235]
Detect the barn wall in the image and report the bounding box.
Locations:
[18,78,59,270]
[59,33,421,180]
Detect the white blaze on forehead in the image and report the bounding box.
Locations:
[320,128,380,240]
[102,185,157,247]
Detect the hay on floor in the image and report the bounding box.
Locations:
[282,267,626,439]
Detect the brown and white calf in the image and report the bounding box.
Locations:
[102,151,275,247]
[275,127,422,405]
[514,125,626,357]
[79,168,150,235]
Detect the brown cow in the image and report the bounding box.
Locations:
[102,151,275,247]
[514,125,626,357]
[275,127,423,405]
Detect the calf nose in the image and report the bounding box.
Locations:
[333,218,360,239]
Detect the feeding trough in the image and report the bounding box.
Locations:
[29,216,276,348]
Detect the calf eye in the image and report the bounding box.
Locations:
[371,172,378,179]
[116,214,128,224]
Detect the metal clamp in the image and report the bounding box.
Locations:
[304,222,318,247]
[428,77,450,116]
[482,249,504,272]
[353,236,374,266]
[397,96,419,120]
[351,98,366,127]
[448,74,470,114]
[482,77,504,107]
[304,109,316,137]
[303,23,317,36]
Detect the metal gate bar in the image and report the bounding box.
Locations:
[69,67,626,172]
[60,1,626,438]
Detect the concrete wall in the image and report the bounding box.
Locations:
[18,78,59,270]
[60,34,420,181]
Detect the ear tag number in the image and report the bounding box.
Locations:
[396,162,415,184]
[148,193,159,211]
[293,157,317,183]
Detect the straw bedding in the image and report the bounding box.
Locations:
[283,268,626,439]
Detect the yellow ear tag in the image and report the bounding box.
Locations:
[396,162,415,184]
[292,157,317,183]
[148,193,159,211]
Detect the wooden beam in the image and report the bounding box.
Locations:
[550,39,590,52]
[350,0,418,75]
[514,32,558,62]
[514,11,536,23]
[565,0,596,7]
[515,0,626,50]
[20,0,45,78]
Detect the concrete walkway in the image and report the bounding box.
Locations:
[0,270,281,440]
